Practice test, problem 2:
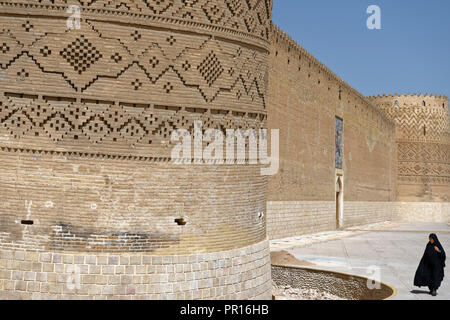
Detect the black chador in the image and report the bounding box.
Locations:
[414,234,446,296]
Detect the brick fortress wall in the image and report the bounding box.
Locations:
[367,94,450,202]
[266,26,398,239]
[0,0,273,299]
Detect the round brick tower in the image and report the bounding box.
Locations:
[368,94,450,202]
[0,0,273,299]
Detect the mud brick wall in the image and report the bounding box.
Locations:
[0,0,273,299]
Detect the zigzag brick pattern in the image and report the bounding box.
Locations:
[0,0,273,299]
[368,94,450,202]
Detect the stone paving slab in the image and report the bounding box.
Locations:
[270,222,450,300]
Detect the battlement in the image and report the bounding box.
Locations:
[368,93,449,112]
[368,93,448,100]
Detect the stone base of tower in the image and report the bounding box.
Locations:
[0,240,271,300]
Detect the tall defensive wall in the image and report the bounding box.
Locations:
[368,94,450,221]
[266,26,398,239]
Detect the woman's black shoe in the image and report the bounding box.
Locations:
[431,290,437,296]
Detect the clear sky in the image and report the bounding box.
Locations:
[272,0,450,98]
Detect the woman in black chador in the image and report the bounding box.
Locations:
[414,234,446,296]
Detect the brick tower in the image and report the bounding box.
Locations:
[368,94,450,202]
[0,0,273,299]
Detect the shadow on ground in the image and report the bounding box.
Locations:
[410,290,430,295]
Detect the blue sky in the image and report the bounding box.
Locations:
[272,0,450,98]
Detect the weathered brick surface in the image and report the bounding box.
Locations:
[265,27,449,238]
[267,201,398,240]
[0,0,273,299]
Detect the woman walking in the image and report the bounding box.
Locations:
[414,234,446,296]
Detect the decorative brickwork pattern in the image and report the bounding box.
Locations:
[0,0,272,250]
[368,94,450,202]
[0,152,268,253]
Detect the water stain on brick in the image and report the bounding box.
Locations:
[48,222,180,252]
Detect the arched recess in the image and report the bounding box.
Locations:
[336,175,344,229]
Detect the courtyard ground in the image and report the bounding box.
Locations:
[270,222,450,300]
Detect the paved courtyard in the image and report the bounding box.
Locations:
[270,222,450,300]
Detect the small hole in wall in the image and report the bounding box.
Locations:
[21,220,33,225]
[175,218,187,226]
